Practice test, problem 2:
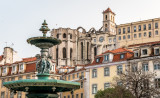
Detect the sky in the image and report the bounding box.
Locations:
[0,0,160,58]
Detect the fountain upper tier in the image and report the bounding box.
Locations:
[27,20,61,49]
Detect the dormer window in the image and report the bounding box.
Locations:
[96,58,99,63]
[120,54,124,59]
[134,51,139,57]
[142,49,147,55]
[104,55,109,61]
[19,64,24,71]
[3,67,6,73]
[154,48,159,55]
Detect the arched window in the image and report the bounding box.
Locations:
[94,47,97,57]
[87,42,89,60]
[63,33,66,38]
[56,48,58,59]
[63,47,66,58]
[81,42,83,59]
[56,34,59,38]
[70,34,72,39]
[105,15,107,20]
[70,48,73,59]
[56,48,58,66]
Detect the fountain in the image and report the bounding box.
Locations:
[3,20,80,98]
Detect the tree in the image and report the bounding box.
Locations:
[95,86,134,98]
[115,67,160,98]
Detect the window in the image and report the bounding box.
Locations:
[132,65,137,72]
[72,95,74,98]
[134,34,137,38]
[11,77,15,81]
[128,35,130,39]
[123,28,125,34]
[81,42,83,59]
[155,78,160,88]
[70,48,73,59]
[81,81,83,88]
[63,33,66,38]
[149,32,151,37]
[92,69,97,78]
[70,34,72,39]
[96,58,99,63]
[155,48,159,55]
[104,83,110,89]
[123,35,126,39]
[134,26,136,32]
[143,63,148,71]
[104,67,110,76]
[72,74,75,79]
[63,48,66,58]
[68,75,70,80]
[81,93,83,98]
[109,38,112,43]
[144,32,147,37]
[3,67,6,73]
[120,54,124,59]
[118,29,121,34]
[12,66,16,72]
[81,72,84,77]
[154,62,160,70]
[77,73,79,78]
[155,23,158,29]
[56,34,59,38]
[26,75,30,79]
[134,51,139,57]
[143,24,146,30]
[17,92,22,98]
[117,82,122,86]
[148,24,151,30]
[92,84,97,94]
[142,49,147,55]
[118,36,121,40]
[104,55,109,61]
[117,65,123,75]
[76,94,79,98]
[128,27,130,33]
[155,30,159,35]
[68,95,70,98]
[18,76,22,80]
[105,15,107,20]
[94,47,97,56]
[113,38,116,42]
[139,25,141,31]
[10,91,14,98]
[19,64,24,71]
[64,76,66,80]
[94,39,96,42]
[139,33,141,37]
[1,92,5,98]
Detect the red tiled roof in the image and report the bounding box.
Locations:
[64,67,85,75]
[128,41,160,47]
[103,8,115,14]
[22,57,37,62]
[86,48,133,67]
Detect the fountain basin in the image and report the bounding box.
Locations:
[27,37,61,48]
[3,79,80,93]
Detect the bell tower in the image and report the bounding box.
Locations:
[103,8,116,35]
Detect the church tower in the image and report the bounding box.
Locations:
[103,8,116,35]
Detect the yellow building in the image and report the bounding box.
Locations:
[85,48,133,98]
[58,65,86,98]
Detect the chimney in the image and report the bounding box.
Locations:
[3,47,13,64]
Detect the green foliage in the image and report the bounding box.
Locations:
[95,86,135,98]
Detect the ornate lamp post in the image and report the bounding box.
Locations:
[3,20,80,98]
